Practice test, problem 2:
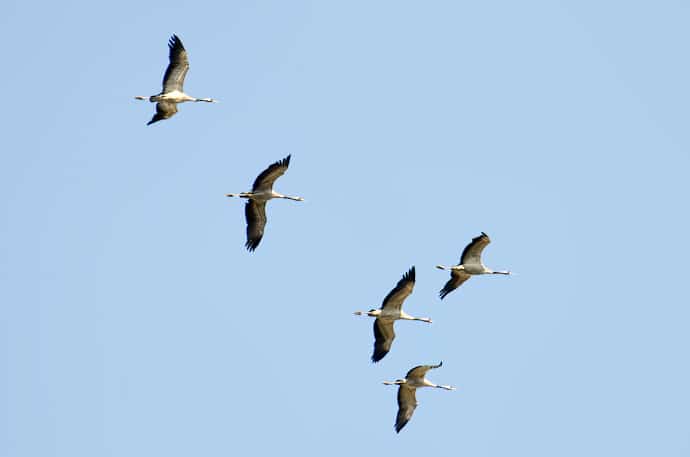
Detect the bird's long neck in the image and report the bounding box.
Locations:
[354,309,380,317]
[225,192,253,198]
[383,380,406,386]
[436,264,464,271]
[490,270,511,275]
[194,97,217,103]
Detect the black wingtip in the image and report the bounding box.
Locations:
[281,154,291,168]
[371,352,385,363]
[245,239,260,252]
[403,266,415,282]
[168,34,184,50]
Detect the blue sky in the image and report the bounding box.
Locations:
[2,1,689,456]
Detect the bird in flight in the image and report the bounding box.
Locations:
[354,267,432,362]
[383,362,455,433]
[226,155,304,251]
[436,232,511,300]
[135,34,217,125]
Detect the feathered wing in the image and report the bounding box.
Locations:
[147,101,178,125]
[380,266,415,312]
[439,270,471,299]
[244,200,267,251]
[405,361,443,380]
[395,385,418,433]
[252,155,291,192]
[459,232,491,266]
[372,319,395,363]
[162,34,190,93]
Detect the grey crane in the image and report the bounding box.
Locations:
[226,155,304,251]
[135,35,217,125]
[354,267,432,362]
[383,362,455,433]
[436,232,511,300]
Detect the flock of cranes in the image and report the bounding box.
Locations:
[135,34,512,433]
[354,232,510,431]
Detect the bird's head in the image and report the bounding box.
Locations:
[383,379,407,386]
[353,309,380,317]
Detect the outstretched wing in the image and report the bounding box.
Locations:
[147,101,178,125]
[162,35,189,93]
[395,385,418,433]
[244,200,267,251]
[372,319,395,363]
[380,266,415,312]
[252,155,291,192]
[405,361,443,380]
[459,232,491,266]
[439,270,471,299]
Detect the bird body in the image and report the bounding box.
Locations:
[436,232,510,299]
[135,35,217,125]
[383,362,455,433]
[142,90,194,103]
[354,267,432,362]
[228,190,300,202]
[226,155,303,251]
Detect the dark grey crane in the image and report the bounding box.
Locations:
[226,155,304,251]
[135,35,217,125]
[436,232,511,299]
[383,362,455,433]
[354,267,432,362]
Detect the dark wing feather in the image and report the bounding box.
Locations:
[244,200,267,251]
[252,155,291,192]
[395,385,418,433]
[439,270,471,299]
[372,319,395,363]
[406,361,443,380]
[459,232,491,266]
[147,101,178,125]
[380,266,415,312]
[162,35,189,93]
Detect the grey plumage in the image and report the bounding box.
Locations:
[385,362,454,433]
[136,34,216,125]
[437,232,510,299]
[226,155,303,252]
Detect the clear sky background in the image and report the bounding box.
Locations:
[2,1,689,456]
